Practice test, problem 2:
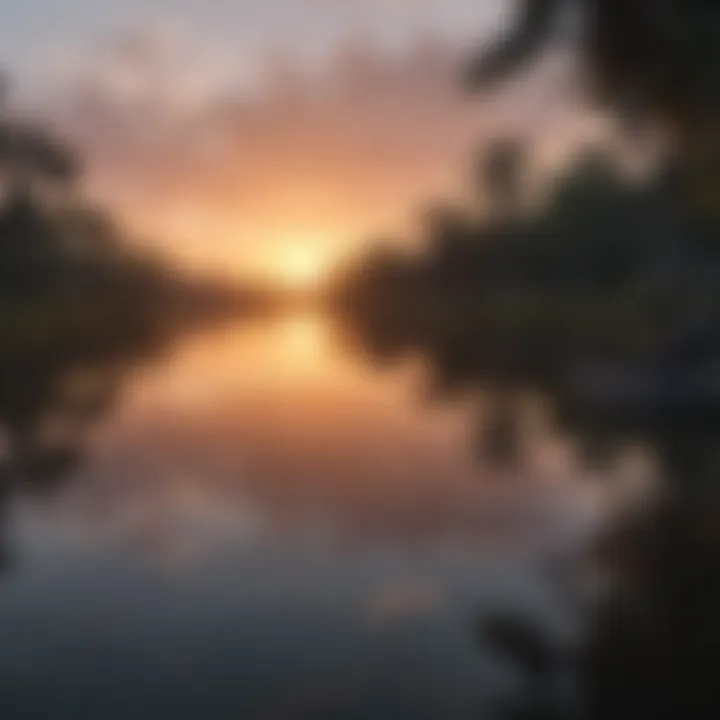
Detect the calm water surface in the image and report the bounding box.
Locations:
[0,313,600,719]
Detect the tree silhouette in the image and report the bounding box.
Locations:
[0,89,78,198]
[469,0,720,205]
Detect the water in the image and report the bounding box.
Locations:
[0,313,598,719]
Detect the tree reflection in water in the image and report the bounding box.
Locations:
[0,316,169,572]
[347,319,720,718]
[342,278,720,717]
[331,134,720,716]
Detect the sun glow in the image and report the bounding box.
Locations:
[276,244,331,289]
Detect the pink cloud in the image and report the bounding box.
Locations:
[28,28,597,277]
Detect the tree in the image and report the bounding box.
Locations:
[468,0,720,203]
[0,82,78,199]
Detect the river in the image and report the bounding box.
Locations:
[0,312,604,719]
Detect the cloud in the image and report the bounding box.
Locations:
[28,26,597,278]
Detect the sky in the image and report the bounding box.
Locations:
[1,0,602,284]
[2,0,507,77]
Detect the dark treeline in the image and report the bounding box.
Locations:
[333,0,720,477]
[331,3,720,718]
[0,103,291,334]
[0,107,165,569]
[0,88,294,569]
[334,145,720,436]
[333,149,720,720]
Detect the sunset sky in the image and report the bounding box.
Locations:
[2,0,600,284]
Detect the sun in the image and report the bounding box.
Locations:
[277,245,329,289]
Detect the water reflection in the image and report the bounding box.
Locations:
[340,294,720,718]
[0,312,168,572]
[0,311,603,720]
[3,310,715,719]
[45,313,593,554]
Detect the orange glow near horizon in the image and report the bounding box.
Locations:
[273,243,334,290]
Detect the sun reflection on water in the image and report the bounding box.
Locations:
[277,310,331,364]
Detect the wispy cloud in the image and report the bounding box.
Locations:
[26,25,600,278]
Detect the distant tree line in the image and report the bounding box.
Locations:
[334,144,720,388]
